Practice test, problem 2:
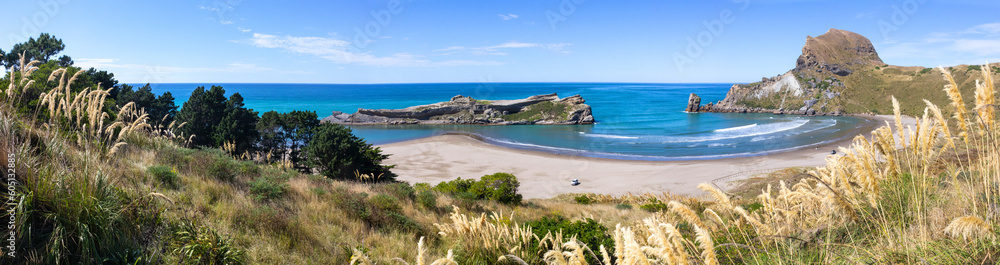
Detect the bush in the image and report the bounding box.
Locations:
[526,216,615,264]
[303,123,395,181]
[574,195,593,205]
[248,174,289,201]
[207,158,236,181]
[376,182,416,202]
[469,173,522,204]
[329,187,421,233]
[417,190,438,211]
[148,165,179,189]
[172,221,246,265]
[433,173,523,204]
[639,199,669,212]
[615,203,632,210]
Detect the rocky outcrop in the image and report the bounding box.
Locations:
[685,93,701,112]
[322,93,595,125]
[687,28,879,115]
[794,28,883,76]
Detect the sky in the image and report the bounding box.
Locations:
[2,0,1000,84]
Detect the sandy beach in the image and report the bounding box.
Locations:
[380,115,913,199]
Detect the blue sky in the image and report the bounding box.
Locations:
[3,0,1000,84]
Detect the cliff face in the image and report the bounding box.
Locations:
[322,93,595,125]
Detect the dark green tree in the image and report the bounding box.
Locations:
[282,110,319,171]
[212,93,259,154]
[176,86,227,147]
[117,83,176,127]
[256,111,286,159]
[304,123,394,181]
[153,91,178,126]
[3,33,65,70]
[57,55,73,67]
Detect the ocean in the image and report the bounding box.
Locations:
[144,83,866,160]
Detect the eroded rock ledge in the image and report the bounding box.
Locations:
[322,93,595,125]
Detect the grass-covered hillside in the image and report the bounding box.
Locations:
[722,29,1000,118]
[4,33,1000,264]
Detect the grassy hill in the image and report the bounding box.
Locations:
[720,28,1000,118]
[4,33,1000,264]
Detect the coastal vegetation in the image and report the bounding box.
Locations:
[4,32,1000,264]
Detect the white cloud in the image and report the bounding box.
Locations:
[963,23,1000,36]
[879,23,1000,64]
[237,27,251,33]
[435,41,571,56]
[220,20,234,25]
[498,13,519,20]
[247,33,500,67]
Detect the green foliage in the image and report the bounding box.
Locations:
[639,199,669,212]
[172,221,246,265]
[434,173,523,204]
[574,195,593,205]
[615,203,632,210]
[919,68,932,75]
[500,101,570,121]
[526,216,615,264]
[208,155,237,182]
[469,172,522,204]
[416,190,438,211]
[256,110,319,171]
[248,174,290,202]
[303,123,394,181]
[968,65,982,71]
[176,86,259,153]
[149,165,180,189]
[212,93,259,154]
[2,33,64,70]
[329,187,421,232]
[177,86,228,147]
[16,172,161,264]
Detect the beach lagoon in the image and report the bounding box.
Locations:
[147,82,867,160]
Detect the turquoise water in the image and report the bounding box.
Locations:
[144,83,866,160]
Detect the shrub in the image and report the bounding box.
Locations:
[574,195,593,205]
[329,187,421,233]
[148,165,179,189]
[615,203,632,210]
[433,177,477,195]
[208,158,236,181]
[248,174,289,201]
[469,172,522,204]
[639,199,669,212]
[172,221,246,265]
[434,173,523,204]
[416,190,438,211]
[303,123,395,181]
[526,216,615,264]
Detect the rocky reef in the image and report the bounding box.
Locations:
[322,93,595,125]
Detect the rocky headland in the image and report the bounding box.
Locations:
[688,28,1000,117]
[322,93,595,125]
